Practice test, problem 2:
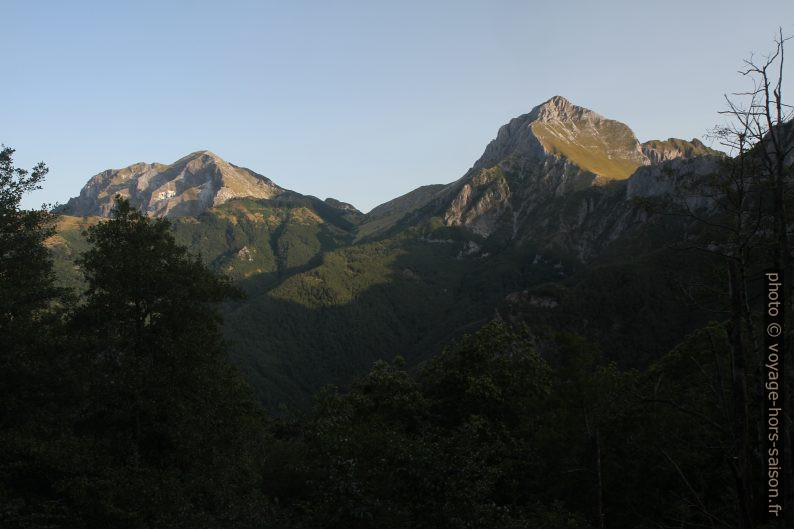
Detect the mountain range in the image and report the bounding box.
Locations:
[50,95,724,408]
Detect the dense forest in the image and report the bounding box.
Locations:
[2,36,794,529]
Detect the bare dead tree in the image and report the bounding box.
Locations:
[719,29,793,272]
[636,29,793,529]
[716,28,793,528]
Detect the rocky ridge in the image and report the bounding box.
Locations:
[63,150,285,218]
[63,97,723,260]
[641,138,721,164]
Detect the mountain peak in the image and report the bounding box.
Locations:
[190,149,220,159]
[174,150,225,165]
[546,94,572,106]
[63,151,284,218]
[473,97,647,182]
[532,95,596,123]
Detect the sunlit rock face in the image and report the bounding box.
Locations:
[63,150,284,218]
[440,95,651,240]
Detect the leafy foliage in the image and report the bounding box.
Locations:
[0,146,74,528]
[0,145,59,345]
[60,197,267,528]
[264,323,588,529]
[1,186,272,528]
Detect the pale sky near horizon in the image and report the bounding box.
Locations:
[4,0,794,212]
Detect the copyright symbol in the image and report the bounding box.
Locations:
[767,323,782,337]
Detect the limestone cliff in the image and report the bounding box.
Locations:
[62,150,284,217]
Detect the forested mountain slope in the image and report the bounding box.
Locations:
[50,96,726,407]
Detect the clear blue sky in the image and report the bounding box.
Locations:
[4,0,793,212]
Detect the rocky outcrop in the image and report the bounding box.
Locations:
[63,150,284,218]
[641,138,722,164]
[443,167,511,236]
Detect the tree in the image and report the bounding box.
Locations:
[632,323,742,528]
[712,29,793,527]
[66,196,267,528]
[0,145,58,355]
[541,333,632,529]
[278,322,588,529]
[0,146,71,528]
[718,29,793,277]
[633,30,793,529]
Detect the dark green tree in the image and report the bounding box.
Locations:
[0,145,59,367]
[538,333,633,529]
[0,146,73,528]
[628,324,744,528]
[66,196,268,528]
[276,322,587,529]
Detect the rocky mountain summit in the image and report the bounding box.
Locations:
[356,96,721,247]
[62,150,285,218]
[473,95,649,184]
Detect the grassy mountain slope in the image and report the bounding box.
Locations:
[530,119,644,181]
